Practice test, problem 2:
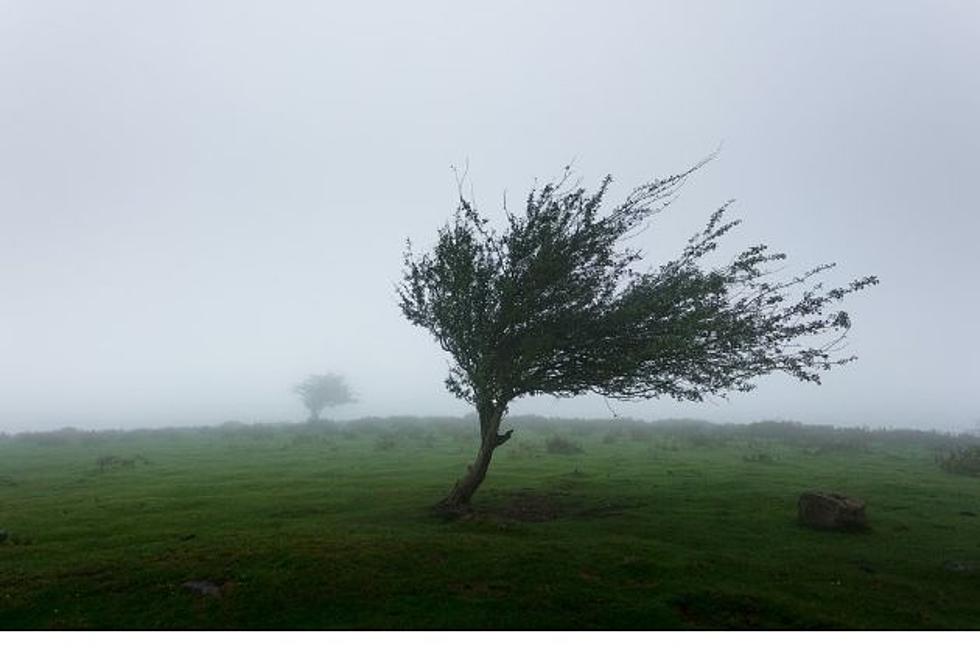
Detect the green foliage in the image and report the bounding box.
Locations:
[399,161,878,413]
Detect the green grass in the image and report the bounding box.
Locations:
[1,419,979,629]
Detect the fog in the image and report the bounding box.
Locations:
[1,1,977,434]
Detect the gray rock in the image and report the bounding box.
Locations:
[798,491,867,531]
[943,560,976,573]
[181,580,223,597]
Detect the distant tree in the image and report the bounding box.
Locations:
[293,373,355,422]
[399,160,878,513]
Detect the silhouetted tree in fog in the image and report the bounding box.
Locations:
[293,373,355,422]
[399,159,878,514]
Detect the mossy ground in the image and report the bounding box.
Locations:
[1,419,978,629]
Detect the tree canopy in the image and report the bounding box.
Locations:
[293,373,355,422]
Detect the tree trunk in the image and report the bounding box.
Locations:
[435,404,510,515]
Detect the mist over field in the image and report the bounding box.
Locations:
[1,1,978,434]
[5,3,980,633]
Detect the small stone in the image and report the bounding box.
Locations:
[943,560,976,573]
[181,580,222,597]
[855,559,877,574]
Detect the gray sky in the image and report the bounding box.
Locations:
[1,1,978,433]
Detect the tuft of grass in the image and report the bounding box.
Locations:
[374,433,398,451]
[96,454,149,472]
[742,452,776,464]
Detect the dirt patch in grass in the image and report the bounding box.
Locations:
[269,505,333,519]
[576,498,643,518]
[671,591,832,629]
[493,490,567,522]
[449,580,512,599]
[477,490,643,523]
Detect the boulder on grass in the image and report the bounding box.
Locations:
[798,491,867,531]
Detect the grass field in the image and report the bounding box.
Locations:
[1,417,979,630]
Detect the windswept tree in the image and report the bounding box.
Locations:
[399,161,878,513]
[293,373,355,422]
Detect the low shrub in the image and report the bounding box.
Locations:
[545,436,583,455]
[507,441,540,459]
[800,438,870,455]
[937,446,980,477]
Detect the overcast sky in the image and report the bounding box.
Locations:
[1,1,978,433]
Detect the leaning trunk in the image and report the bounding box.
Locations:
[435,405,509,514]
